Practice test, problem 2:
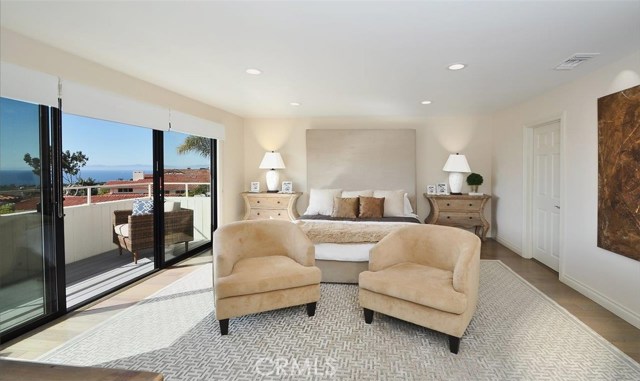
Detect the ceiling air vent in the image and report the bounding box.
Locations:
[554,53,600,70]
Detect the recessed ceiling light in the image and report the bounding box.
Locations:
[290,102,301,106]
[420,100,432,105]
[245,68,262,75]
[448,63,466,71]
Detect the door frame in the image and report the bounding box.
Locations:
[522,113,566,274]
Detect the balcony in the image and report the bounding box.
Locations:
[0,182,211,330]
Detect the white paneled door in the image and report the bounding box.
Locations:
[532,121,561,271]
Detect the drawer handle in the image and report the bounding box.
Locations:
[257,212,260,215]
[469,217,473,219]
[469,203,473,206]
[446,203,450,206]
[278,213,281,216]
[446,216,450,219]
[277,201,281,204]
[257,200,260,204]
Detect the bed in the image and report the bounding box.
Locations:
[303,128,419,283]
[297,214,420,283]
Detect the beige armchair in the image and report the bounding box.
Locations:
[359,224,481,353]
[213,220,322,335]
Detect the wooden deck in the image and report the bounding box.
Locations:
[66,248,155,308]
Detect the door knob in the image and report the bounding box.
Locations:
[554,205,560,209]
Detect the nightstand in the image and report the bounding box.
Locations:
[242,192,301,221]
[424,194,491,240]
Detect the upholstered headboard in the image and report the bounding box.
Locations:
[306,129,417,208]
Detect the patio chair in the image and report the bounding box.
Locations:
[112,207,194,263]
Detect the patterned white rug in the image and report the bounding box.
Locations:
[38,261,640,380]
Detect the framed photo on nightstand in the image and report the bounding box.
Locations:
[250,182,260,193]
[281,181,293,193]
[426,185,437,195]
[436,183,448,195]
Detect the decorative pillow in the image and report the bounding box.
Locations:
[304,188,342,215]
[359,197,385,219]
[373,190,405,217]
[342,189,373,198]
[331,197,359,218]
[404,193,414,215]
[132,199,154,216]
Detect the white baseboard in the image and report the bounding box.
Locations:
[560,273,640,329]
[494,235,522,256]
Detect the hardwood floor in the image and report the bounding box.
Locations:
[1,240,638,363]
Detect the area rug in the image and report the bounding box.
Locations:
[38,261,640,380]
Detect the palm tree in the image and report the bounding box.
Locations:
[176,136,210,158]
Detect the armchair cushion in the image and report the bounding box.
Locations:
[113,223,129,238]
[359,262,467,314]
[215,255,322,299]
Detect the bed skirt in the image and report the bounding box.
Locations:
[316,259,368,284]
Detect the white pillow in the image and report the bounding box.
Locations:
[342,190,373,198]
[403,193,414,215]
[304,188,342,215]
[373,190,405,217]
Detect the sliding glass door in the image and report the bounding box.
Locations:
[62,114,156,308]
[0,97,62,337]
[163,131,212,262]
[0,94,216,342]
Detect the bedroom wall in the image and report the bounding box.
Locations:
[243,116,493,232]
[491,51,640,328]
[0,28,246,224]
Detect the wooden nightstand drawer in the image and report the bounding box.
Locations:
[436,199,483,210]
[248,209,289,220]
[247,196,286,209]
[438,212,482,226]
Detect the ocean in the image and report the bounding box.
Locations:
[0,169,141,186]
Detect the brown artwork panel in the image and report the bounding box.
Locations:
[597,84,640,260]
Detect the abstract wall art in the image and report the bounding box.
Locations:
[597,84,640,261]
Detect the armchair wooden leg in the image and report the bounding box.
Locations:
[133,252,138,264]
[448,335,460,354]
[306,302,317,317]
[364,308,374,324]
[219,319,229,335]
[118,247,122,256]
[185,242,189,252]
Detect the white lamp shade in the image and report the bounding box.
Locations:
[442,154,471,173]
[259,151,286,169]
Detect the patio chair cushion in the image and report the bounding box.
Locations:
[114,223,129,238]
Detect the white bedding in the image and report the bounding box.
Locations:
[315,243,374,262]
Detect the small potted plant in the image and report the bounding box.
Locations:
[466,173,483,194]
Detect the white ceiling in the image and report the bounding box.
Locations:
[1,1,639,118]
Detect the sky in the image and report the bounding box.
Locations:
[0,97,41,170]
[63,114,208,169]
[0,97,208,171]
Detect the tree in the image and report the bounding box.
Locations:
[24,150,89,186]
[61,150,89,185]
[177,136,210,158]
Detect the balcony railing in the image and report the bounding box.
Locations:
[0,182,212,265]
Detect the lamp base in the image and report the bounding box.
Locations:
[450,192,463,195]
[448,172,464,194]
[265,169,280,192]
